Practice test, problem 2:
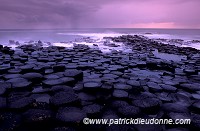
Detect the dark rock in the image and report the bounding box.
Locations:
[0,97,7,109]
[192,94,200,100]
[53,127,77,131]
[111,100,129,109]
[7,68,22,74]
[180,83,200,92]
[7,78,32,90]
[191,114,200,130]
[56,107,86,123]
[50,85,74,94]
[147,82,163,92]
[134,124,163,131]
[184,69,198,75]
[23,109,54,123]
[30,94,51,103]
[132,98,160,114]
[166,128,189,131]
[64,69,83,81]
[168,112,191,123]
[127,80,140,87]
[156,92,173,102]
[50,92,79,107]
[20,64,34,73]
[0,113,22,131]
[113,90,128,98]
[22,72,43,83]
[101,82,113,90]
[0,82,12,89]
[32,86,50,94]
[0,85,7,96]
[9,97,35,110]
[127,80,143,93]
[83,104,101,117]
[53,64,66,72]
[103,74,119,79]
[44,74,60,79]
[162,103,189,113]
[118,105,141,118]
[3,74,22,80]
[160,84,177,92]
[78,92,96,101]
[114,83,132,90]
[84,81,102,90]
[191,101,200,114]
[43,77,75,87]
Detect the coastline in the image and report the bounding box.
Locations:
[0,35,200,130]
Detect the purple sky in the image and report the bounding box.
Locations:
[0,0,200,29]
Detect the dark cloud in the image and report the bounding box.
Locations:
[0,0,199,28]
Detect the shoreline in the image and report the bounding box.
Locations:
[0,35,200,130]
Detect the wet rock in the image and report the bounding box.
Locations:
[56,107,86,123]
[50,92,79,107]
[118,105,141,118]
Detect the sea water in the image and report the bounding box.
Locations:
[0,28,200,51]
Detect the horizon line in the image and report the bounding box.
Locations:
[0,27,200,30]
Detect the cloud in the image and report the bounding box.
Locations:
[0,0,199,28]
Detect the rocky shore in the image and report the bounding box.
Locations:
[0,35,200,131]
